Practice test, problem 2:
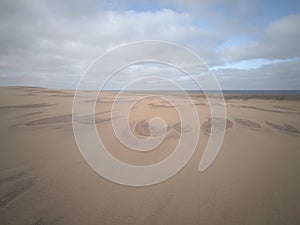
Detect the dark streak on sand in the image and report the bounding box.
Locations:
[0,103,54,110]
[0,177,36,209]
[0,169,32,185]
[25,114,72,126]
[35,90,69,94]
[20,112,44,117]
[49,94,74,97]
[30,216,63,225]
[24,111,113,126]
[236,105,300,115]
[20,94,37,96]
[234,118,262,129]
[223,94,300,101]
[149,103,176,108]
[265,120,300,134]
[85,99,137,104]
[0,168,36,210]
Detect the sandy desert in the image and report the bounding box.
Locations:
[0,86,300,225]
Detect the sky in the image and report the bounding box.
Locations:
[0,0,299,90]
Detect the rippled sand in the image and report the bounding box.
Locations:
[0,86,300,225]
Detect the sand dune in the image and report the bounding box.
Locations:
[0,86,300,225]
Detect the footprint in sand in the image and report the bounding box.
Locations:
[265,120,300,134]
[202,117,233,135]
[234,118,262,129]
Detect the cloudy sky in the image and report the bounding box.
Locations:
[0,0,299,90]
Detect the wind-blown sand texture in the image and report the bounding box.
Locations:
[0,86,300,225]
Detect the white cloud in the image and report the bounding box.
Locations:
[214,59,300,90]
[220,14,300,61]
[0,4,222,89]
[0,0,299,90]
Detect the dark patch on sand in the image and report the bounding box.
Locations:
[30,216,63,225]
[202,117,233,135]
[265,120,300,134]
[0,169,32,186]
[40,90,69,95]
[148,102,175,108]
[135,120,151,136]
[134,120,171,137]
[49,94,74,97]
[25,114,72,126]
[0,103,53,110]
[102,99,137,103]
[144,194,173,224]
[78,116,113,125]
[223,94,300,101]
[24,111,113,126]
[20,93,37,96]
[85,99,137,104]
[20,112,44,117]
[0,177,36,210]
[234,118,262,129]
[173,122,193,133]
[236,105,300,115]
[193,102,207,106]
[0,168,36,209]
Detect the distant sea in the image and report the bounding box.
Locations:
[120,90,300,95]
[204,90,300,95]
[5,86,300,95]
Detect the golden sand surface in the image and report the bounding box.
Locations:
[0,86,300,225]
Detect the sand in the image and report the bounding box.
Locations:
[0,86,300,225]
